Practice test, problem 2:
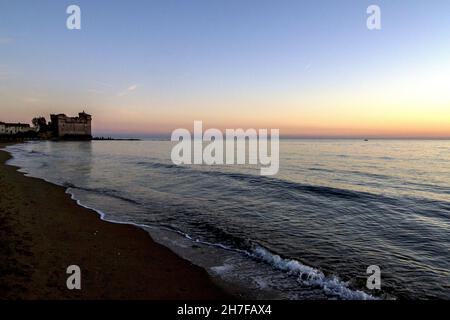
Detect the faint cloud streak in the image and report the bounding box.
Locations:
[118,84,138,97]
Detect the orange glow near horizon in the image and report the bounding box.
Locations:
[3,58,449,138]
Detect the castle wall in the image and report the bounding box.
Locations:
[57,119,91,136]
[51,112,92,139]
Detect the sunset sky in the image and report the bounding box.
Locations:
[1,0,450,138]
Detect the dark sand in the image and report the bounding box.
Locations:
[0,144,231,299]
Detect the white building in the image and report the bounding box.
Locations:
[0,122,34,135]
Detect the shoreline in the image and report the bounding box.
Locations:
[0,143,233,299]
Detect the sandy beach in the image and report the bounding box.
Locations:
[0,143,231,300]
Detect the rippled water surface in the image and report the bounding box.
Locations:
[6,140,450,299]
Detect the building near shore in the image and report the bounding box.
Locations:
[0,122,34,135]
[50,111,92,140]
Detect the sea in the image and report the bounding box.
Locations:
[5,139,450,300]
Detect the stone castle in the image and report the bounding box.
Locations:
[50,111,92,140]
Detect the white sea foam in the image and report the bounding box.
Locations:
[68,191,378,300]
[250,246,377,300]
[211,264,235,275]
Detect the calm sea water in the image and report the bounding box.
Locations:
[5,140,450,299]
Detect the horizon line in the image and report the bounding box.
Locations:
[93,133,450,141]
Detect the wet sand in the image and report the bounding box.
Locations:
[0,143,231,299]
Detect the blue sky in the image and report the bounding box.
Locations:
[1,0,450,137]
